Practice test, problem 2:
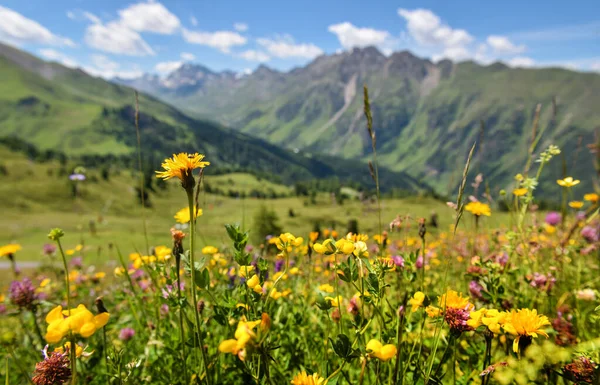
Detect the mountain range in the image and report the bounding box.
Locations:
[0,42,426,192]
[116,47,600,196]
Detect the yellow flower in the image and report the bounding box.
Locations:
[557,177,580,187]
[502,309,550,353]
[467,309,507,334]
[290,370,325,385]
[568,201,584,209]
[154,246,172,261]
[584,193,599,202]
[318,284,334,293]
[325,295,343,307]
[0,243,21,257]
[218,318,261,361]
[437,289,473,310]
[544,224,556,234]
[408,291,425,312]
[155,152,210,182]
[54,342,84,358]
[313,239,335,255]
[353,241,369,257]
[512,188,528,197]
[426,305,442,318]
[238,265,255,278]
[335,239,355,254]
[174,206,202,224]
[366,339,397,361]
[464,201,491,217]
[201,245,218,255]
[45,305,110,343]
[66,249,75,256]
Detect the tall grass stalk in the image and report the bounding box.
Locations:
[133,91,150,254]
[363,85,382,252]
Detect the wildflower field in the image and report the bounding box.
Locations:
[2,90,600,385]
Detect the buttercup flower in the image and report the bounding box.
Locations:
[568,201,584,209]
[0,243,21,257]
[557,177,580,187]
[584,193,599,203]
[513,188,528,197]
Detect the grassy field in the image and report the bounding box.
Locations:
[0,146,512,285]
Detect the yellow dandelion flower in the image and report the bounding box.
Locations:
[512,188,528,197]
[557,177,580,187]
[584,193,599,202]
[502,308,550,353]
[0,243,21,257]
[155,152,209,182]
[569,201,584,209]
[464,201,491,217]
[290,370,325,385]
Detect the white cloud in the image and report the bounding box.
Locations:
[0,6,75,47]
[507,56,536,68]
[398,8,473,49]
[66,11,76,20]
[591,61,600,72]
[39,49,78,68]
[433,46,472,62]
[91,54,119,71]
[257,35,323,59]
[83,12,101,24]
[190,16,198,27]
[234,23,248,32]
[85,21,155,56]
[328,22,392,50]
[238,50,270,62]
[486,35,526,55]
[117,1,180,34]
[182,28,247,53]
[180,52,195,61]
[155,60,183,73]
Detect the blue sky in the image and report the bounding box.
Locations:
[1,0,599,78]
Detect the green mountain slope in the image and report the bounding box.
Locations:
[122,47,600,196]
[0,43,428,193]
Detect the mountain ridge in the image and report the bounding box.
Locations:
[114,46,600,196]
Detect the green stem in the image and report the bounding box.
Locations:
[55,238,77,385]
[176,258,188,383]
[187,190,211,385]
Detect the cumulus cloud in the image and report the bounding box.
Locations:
[83,56,143,79]
[398,8,473,48]
[190,16,198,27]
[85,21,155,56]
[238,50,270,62]
[182,28,247,53]
[507,56,536,68]
[118,1,180,34]
[257,35,323,59]
[155,60,183,73]
[328,22,393,50]
[39,49,78,68]
[487,35,526,55]
[0,6,75,47]
[234,23,248,32]
[180,52,195,61]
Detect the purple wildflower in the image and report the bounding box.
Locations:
[69,173,85,181]
[469,280,484,300]
[160,304,169,315]
[545,212,561,226]
[415,255,424,269]
[43,244,56,256]
[391,255,405,269]
[581,226,598,243]
[274,259,285,273]
[444,306,473,333]
[119,328,135,342]
[70,257,83,269]
[9,277,38,310]
[530,272,556,292]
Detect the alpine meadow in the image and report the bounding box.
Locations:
[1,2,600,385]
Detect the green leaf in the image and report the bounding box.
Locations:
[194,268,210,289]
